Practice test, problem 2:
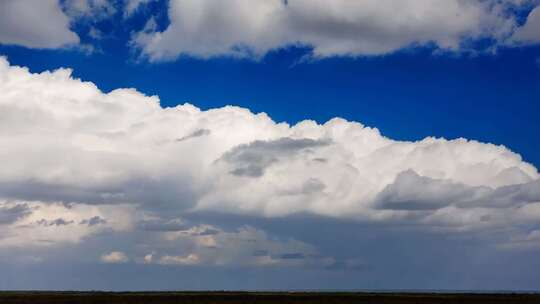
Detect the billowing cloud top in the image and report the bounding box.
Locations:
[0,56,539,219]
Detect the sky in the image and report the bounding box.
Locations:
[0,0,540,291]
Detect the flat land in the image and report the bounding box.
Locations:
[1,291,540,304]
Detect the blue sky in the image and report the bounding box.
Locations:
[1,0,540,291]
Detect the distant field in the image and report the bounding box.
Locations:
[1,291,540,304]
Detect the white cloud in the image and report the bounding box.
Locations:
[512,5,540,44]
[63,0,116,20]
[0,0,79,49]
[143,252,154,263]
[101,251,129,263]
[1,57,540,282]
[0,56,539,234]
[124,0,156,18]
[158,254,200,265]
[132,0,520,61]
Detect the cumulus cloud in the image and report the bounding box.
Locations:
[0,0,79,49]
[132,0,523,61]
[101,251,129,263]
[0,56,538,226]
[1,58,540,287]
[1,57,540,274]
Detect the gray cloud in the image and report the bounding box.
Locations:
[221,137,330,177]
[37,218,75,227]
[0,203,32,225]
[376,169,540,211]
[457,179,540,209]
[79,216,107,227]
[376,170,482,211]
[176,129,211,142]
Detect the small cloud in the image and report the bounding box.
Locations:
[37,218,74,227]
[184,225,220,236]
[143,252,155,264]
[158,254,200,265]
[79,216,107,227]
[88,27,103,40]
[101,251,129,264]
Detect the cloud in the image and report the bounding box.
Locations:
[376,170,540,211]
[101,251,129,263]
[124,0,156,18]
[511,5,540,44]
[79,215,107,226]
[0,56,538,226]
[63,0,117,20]
[175,128,211,142]
[158,253,200,265]
[0,202,32,225]
[132,0,521,61]
[375,170,482,211]
[2,58,540,288]
[37,218,75,227]
[152,225,329,267]
[1,56,540,276]
[220,138,330,177]
[0,200,133,248]
[1,0,536,58]
[0,0,79,49]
